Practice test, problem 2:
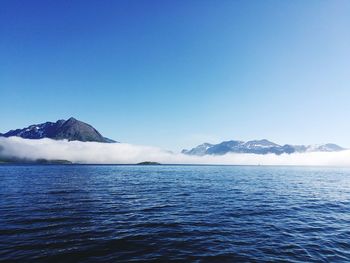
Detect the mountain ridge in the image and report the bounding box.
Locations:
[0,117,116,143]
[182,139,345,156]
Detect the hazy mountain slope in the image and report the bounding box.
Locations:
[183,140,345,155]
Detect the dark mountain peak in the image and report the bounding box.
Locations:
[54,118,107,142]
[56,119,66,125]
[1,118,116,143]
[65,117,78,123]
[63,118,90,129]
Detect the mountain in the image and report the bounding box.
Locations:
[293,143,345,153]
[182,139,345,156]
[1,117,116,143]
[183,143,214,156]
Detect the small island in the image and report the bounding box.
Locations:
[136,161,161,165]
[0,158,72,165]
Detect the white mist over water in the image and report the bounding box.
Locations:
[1,137,350,166]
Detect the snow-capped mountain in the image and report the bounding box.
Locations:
[1,117,116,143]
[182,140,345,156]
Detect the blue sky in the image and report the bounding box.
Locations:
[1,0,350,151]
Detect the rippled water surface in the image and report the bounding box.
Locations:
[1,165,350,262]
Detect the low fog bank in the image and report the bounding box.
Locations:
[1,137,350,166]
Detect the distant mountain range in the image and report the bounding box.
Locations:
[0,117,115,143]
[0,119,346,156]
[182,139,345,156]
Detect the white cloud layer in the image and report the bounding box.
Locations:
[1,137,350,166]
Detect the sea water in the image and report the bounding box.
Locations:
[0,165,349,261]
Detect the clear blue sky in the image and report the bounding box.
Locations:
[1,0,350,151]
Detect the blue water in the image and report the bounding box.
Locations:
[0,165,350,262]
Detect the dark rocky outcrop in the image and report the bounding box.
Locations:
[1,117,116,143]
